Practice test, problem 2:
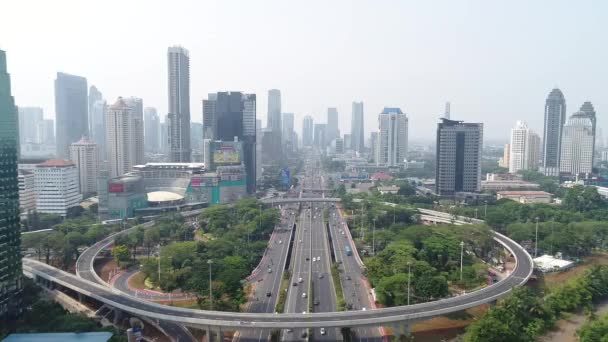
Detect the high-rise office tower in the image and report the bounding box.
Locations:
[40,119,55,145]
[351,101,365,153]
[256,119,263,180]
[106,97,141,177]
[202,93,217,140]
[69,136,99,194]
[55,72,88,159]
[499,143,510,168]
[124,97,145,165]
[90,100,107,158]
[435,118,483,196]
[343,134,351,151]
[560,112,594,175]
[509,121,541,173]
[167,46,191,162]
[282,112,295,153]
[88,85,102,135]
[370,132,379,164]
[579,101,597,165]
[205,92,257,193]
[0,49,22,320]
[541,88,566,176]
[314,123,327,148]
[18,107,43,144]
[160,116,169,154]
[302,115,314,147]
[378,107,408,167]
[327,107,339,143]
[190,122,203,161]
[267,89,282,134]
[144,107,160,153]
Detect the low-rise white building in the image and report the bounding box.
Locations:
[533,254,574,273]
[35,159,82,216]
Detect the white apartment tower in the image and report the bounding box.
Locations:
[34,160,82,216]
[69,136,99,194]
[378,107,408,167]
[106,97,141,177]
[560,112,594,175]
[18,169,36,216]
[509,121,541,173]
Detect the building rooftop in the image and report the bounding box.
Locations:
[3,332,113,342]
[147,191,184,202]
[497,191,551,196]
[37,159,75,167]
[381,107,404,115]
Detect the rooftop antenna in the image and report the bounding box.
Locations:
[444,102,451,119]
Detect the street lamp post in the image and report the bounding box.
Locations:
[157,244,161,286]
[407,262,412,306]
[484,201,488,218]
[207,259,213,310]
[460,241,465,282]
[535,217,540,258]
[372,218,376,255]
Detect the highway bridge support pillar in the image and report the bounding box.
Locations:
[205,326,211,342]
[489,299,498,307]
[393,322,411,337]
[112,309,123,325]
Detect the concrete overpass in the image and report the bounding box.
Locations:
[25,197,533,337]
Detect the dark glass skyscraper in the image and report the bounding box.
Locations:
[55,72,88,159]
[541,88,566,176]
[205,91,257,194]
[0,49,22,320]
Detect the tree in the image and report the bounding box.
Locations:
[112,245,131,266]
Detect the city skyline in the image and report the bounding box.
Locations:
[1,1,606,142]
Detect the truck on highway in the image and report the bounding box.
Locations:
[345,245,352,256]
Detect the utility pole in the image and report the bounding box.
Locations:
[407,262,412,306]
[460,241,465,282]
[484,201,488,218]
[535,217,539,258]
[393,206,396,225]
[360,201,365,240]
[157,244,161,286]
[474,208,478,219]
[207,259,213,310]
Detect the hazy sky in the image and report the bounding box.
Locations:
[1,0,606,142]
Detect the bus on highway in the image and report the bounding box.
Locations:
[345,245,352,256]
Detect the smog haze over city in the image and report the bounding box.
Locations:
[2,0,606,141]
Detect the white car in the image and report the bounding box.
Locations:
[302,292,307,298]
[320,328,326,335]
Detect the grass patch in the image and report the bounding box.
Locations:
[275,273,290,313]
[331,264,346,311]
[165,299,201,309]
[127,271,148,290]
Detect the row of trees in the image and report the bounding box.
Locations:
[22,217,123,268]
[365,224,493,306]
[577,311,608,342]
[465,265,608,341]
[138,199,280,311]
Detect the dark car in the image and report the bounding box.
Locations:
[292,282,297,286]
[313,299,320,305]
[266,292,271,297]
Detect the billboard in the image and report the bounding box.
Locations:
[281,167,291,187]
[108,183,124,193]
[213,143,241,165]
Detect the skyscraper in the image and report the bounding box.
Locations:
[18,107,43,144]
[205,92,257,193]
[167,46,191,162]
[88,85,102,136]
[370,132,379,164]
[40,119,55,145]
[124,97,145,165]
[378,107,408,167]
[302,115,314,147]
[90,99,107,158]
[144,107,160,153]
[351,101,364,153]
[106,97,141,177]
[436,118,483,196]
[282,112,295,153]
[0,50,22,320]
[327,107,339,143]
[202,93,217,140]
[508,121,541,173]
[55,72,88,159]
[560,112,594,175]
[69,136,99,194]
[541,88,566,176]
[314,123,327,148]
[267,89,282,134]
[579,101,597,165]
